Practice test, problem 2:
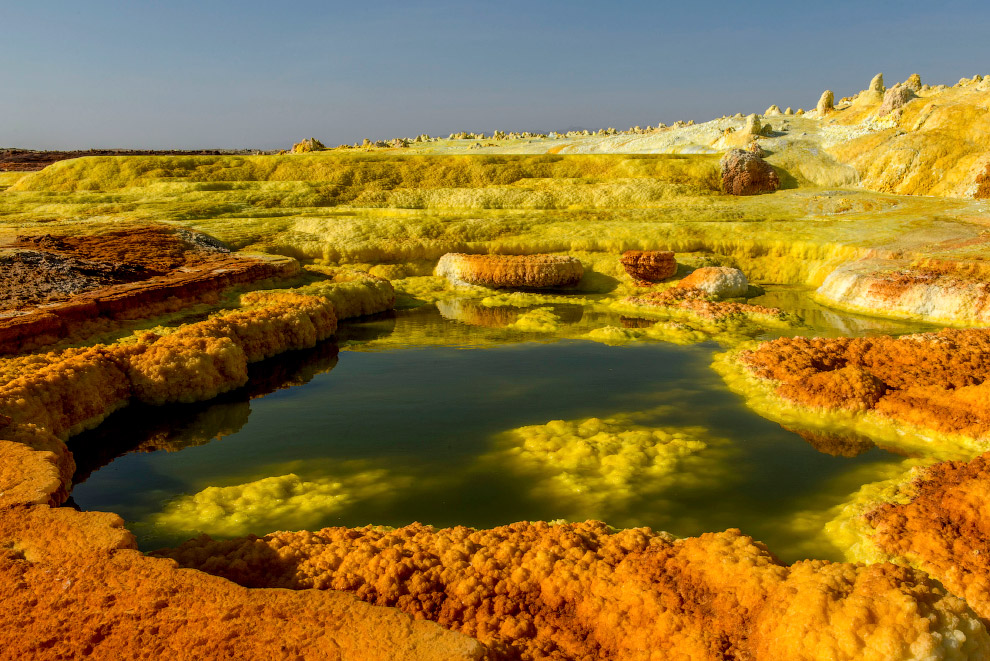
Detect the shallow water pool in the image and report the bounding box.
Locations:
[68,290,936,561]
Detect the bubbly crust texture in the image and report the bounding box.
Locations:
[161,521,990,661]
[620,250,677,282]
[739,328,990,439]
[864,453,990,622]
[0,505,483,660]
[435,253,584,289]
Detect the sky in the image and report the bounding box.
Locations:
[2,0,989,150]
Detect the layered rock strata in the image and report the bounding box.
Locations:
[435,253,583,289]
[620,250,677,282]
[161,521,990,660]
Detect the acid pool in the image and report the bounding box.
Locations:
[68,289,937,562]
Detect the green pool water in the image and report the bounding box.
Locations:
[68,289,936,562]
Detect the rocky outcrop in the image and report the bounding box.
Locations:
[619,250,676,282]
[977,161,990,199]
[869,73,885,94]
[160,521,989,660]
[743,113,762,135]
[678,266,749,298]
[878,84,917,117]
[827,82,990,198]
[292,137,326,153]
[0,253,300,355]
[0,226,306,354]
[817,90,835,115]
[435,253,583,289]
[719,149,780,195]
[904,73,922,92]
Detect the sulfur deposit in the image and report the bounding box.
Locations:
[161,521,989,660]
[815,260,990,326]
[483,415,732,518]
[619,250,677,282]
[7,69,990,659]
[736,328,990,443]
[435,253,584,289]
[852,453,990,621]
[0,225,301,354]
[624,286,784,323]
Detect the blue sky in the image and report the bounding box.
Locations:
[2,0,988,149]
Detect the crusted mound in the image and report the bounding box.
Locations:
[620,250,677,282]
[719,149,780,195]
[160,521,989,660]
[739,328,990,438]
[435,253,583,289]
[678,266,749,299]
[863,453,990,622]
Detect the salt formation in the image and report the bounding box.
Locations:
[619,250,677,282]
[435,253,584,289]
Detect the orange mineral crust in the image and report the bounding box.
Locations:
[160,521,988,660]
[0,505,482,660]
[620,250,677,283]
[739,328,990,438]
[865,453,990,622]
[435,253,584,289]
[0,226,300,355]
[626,287,783,322]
